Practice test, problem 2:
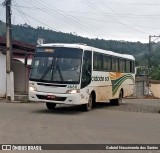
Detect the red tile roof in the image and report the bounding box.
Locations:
[0,36,35,55]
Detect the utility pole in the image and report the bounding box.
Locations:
[3,0,14,101]
[147,35,160,96]
[148,35,151,72]
[6,0,12,72]
[147,35,151,96]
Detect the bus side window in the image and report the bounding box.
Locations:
[112,57,119,71]
[131,61,135,73]
[93,52,103,70]
[81,51,92,88]
[119,58,126,73]
[126,60,130,73]
[104,55,112,71]
[126,60,135,73]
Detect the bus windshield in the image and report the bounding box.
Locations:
[30,47,83,84]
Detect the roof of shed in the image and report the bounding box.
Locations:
[0,36,35,55]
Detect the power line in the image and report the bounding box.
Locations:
[12,7,60,32]
[12,0,31,25]
[23,0,117,38]
[22,0,160,6]
[99,1,150,33]
[10,4,160,19]
[11,4,160,30]
[85,0,148,34]
[23,0,100,37]
[5,0,158,42]
[57,14,160,30]
[97,1,160,6]
[35,0,116,38]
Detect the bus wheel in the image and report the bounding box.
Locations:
[110,90,123,106]
[82,94,93,111]
[46,103,56,110]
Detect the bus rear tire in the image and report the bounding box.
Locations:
[46,102,56,110]
[82,94,93,111]
[110,90,123,106]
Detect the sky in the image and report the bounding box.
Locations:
[1,0,160,43]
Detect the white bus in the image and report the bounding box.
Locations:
[29,43,135,111]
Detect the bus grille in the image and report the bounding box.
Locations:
[36,95,67,101]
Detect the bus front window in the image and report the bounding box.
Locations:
[30,47,83,84]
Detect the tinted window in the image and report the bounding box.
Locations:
[103,55,112,71]
[119,59,126,72]
[126,60,135,73]
[93,53,103,70]
[81,51,92,88]
[112,57,119,71]
[30,47,83,84]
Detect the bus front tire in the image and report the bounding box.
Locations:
[46,102,56,110]
[110,90,123,106]
[82,94,93,111]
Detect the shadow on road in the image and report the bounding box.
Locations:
[32,104,89,115]
[31,102,113,115]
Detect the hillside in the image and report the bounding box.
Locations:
[1,20,160,79]
[0,20,148,62]
[0,20,6,36]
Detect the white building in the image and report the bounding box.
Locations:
[0,36,35,98]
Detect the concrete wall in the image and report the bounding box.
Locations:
[0,52,6,97]
[150,84,160,98]
[13,60,28,93]
[133,77,146,97]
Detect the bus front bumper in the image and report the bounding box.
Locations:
[29,91,86,105]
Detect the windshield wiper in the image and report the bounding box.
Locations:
[40,59,64,82]
[40,63,53,81]
[51,60,64,82]
[56,62,64,82]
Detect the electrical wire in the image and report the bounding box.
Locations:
[25,0,160,6]
[10,5,160,20]
[12,0,31,25]
[23,0,118,38]
[12,7,60,32]
[85,0,148,34]
[23,0,101,38]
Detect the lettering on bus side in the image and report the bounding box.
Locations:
[92,76,109,82]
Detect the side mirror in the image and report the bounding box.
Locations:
[24,53,34,68]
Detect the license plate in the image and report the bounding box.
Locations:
[47,95,56,100]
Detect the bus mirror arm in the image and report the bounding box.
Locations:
[24,53,28,66]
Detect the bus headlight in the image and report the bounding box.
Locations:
[29,86,37,91]
[66,89,80,94]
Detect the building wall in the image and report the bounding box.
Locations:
[13,60,28,93]
[133,77,146,97]
[150,84,160,98]
[0,52,6,97]
[133,81,144,97]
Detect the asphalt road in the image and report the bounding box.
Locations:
[0,99,160,153]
